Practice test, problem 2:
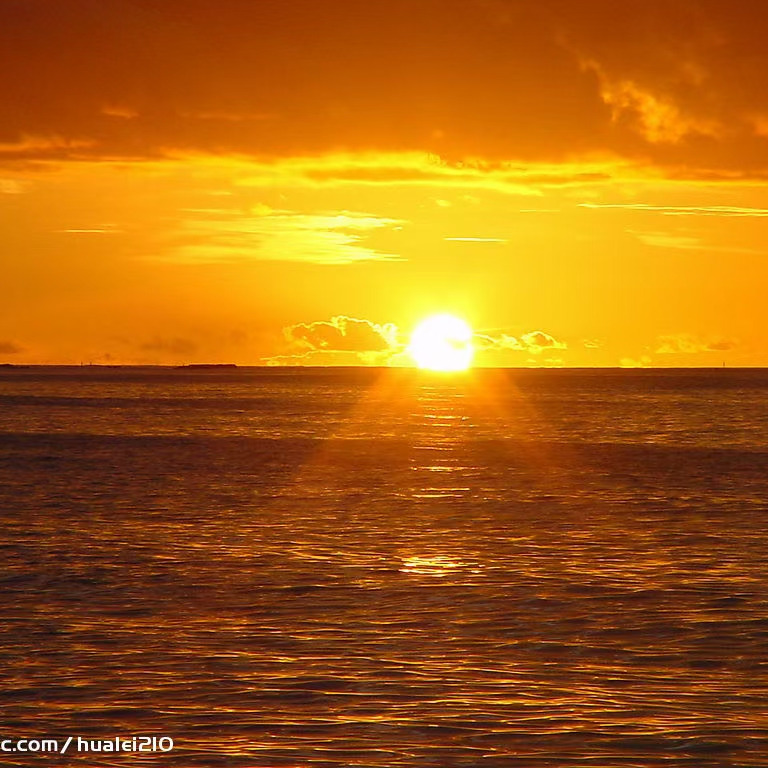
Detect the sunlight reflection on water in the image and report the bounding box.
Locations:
[399,555,473,577]
[1,368,768,765]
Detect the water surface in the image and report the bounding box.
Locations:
[1,367,767,766]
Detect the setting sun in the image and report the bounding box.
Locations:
[409,314,474,371]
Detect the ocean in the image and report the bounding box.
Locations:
[1,366,767,767]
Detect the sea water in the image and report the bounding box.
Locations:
[1,366,768,767]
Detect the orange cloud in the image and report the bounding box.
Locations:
[234,153,625,195]
[620,356,652,368]
[583,64,722,144]
[101,105,139,120]
[284,316,399,354]
[520,331,568,355]
[628,230,702,250]
[4,1,768,178]
[655,334,737,354]
[444,237,507,243]
[141,337,198,356]
[0,178,26,194]
[166,207,403,265]
[0,135,96,161]
[0,340,23,355]
[474,330,567,356]
[582,202,768,217]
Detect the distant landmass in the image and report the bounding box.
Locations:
[175,363,238,369]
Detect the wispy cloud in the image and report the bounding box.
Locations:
[0,134,96,160]
[178,110,275,123]
[0,340,23,355]
[101,105,139,120]
[141,337,198,356]
[628,229,702,250]
[166,207,404,265]
[656,333,737,354]
[628,228,766,255]
[230,153,628,195]
[56,228,123,234]
[585,67,722,144]
[444,237,507,243]
[581,202,768,217]
[0,179,26,194]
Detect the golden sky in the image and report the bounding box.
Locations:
[2,0,768,366]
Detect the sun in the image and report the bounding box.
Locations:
[408,314,474,371]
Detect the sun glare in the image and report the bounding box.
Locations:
[409,314,474,371]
